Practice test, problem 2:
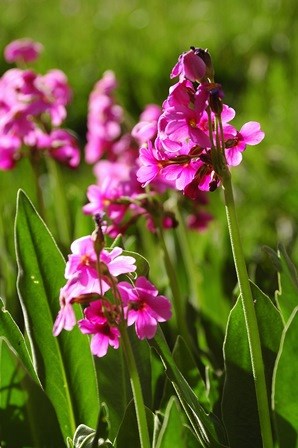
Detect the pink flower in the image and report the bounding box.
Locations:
[131,104,161,144]
[171,49,206,82]
[40,129,80,168]
[225,121,265,166]
[136,141,164,187]
[78,300,121,357]
[35,69,72,126]
[4,38,43,63]
[85,71,123,164]
[53,277,86,336]
[118,277,172,339]
[0,134,21,170]
[65,236,136,292]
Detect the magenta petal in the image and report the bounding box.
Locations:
[135,311,157,340]
[53,305,76,336]
[240,121,265,145]
[91,333,110,357]
[225,148,243,166]
[137,165,159,186]
[147,295,172,321]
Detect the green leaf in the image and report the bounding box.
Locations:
[155,396,187,448]
[0,297,40,386]
[150,326,228,448]
[222,283,283,448]
[0,341,64,447]
[275,244,298,324]
[14,190,99,440]
[95,328,152,441]
[95,344,130,441]
[172,336,211,413]
[121,250,150,278]
[0,341,33,447]
[272,306,298,448]
[115,400,154,448]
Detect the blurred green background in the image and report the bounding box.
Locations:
[0,0,298,299]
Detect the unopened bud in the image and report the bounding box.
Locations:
[171,49,206,83]
[190,47,215,82]
[92,213,105,256]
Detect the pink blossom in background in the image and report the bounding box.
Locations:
[4,38,43,63]
[131,104,161,144]
[0,134,21,170]
[118,276,172,339]
[41,129,80,168]
[0,41,76,171]
[85,71,123,164]
[36,69,72,126]
[78,300,121,357]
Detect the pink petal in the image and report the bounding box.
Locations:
[225,148,243,166]
[240,121,265,145]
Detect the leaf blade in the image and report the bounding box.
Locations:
[15,190,99,440]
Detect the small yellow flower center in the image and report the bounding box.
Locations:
[81,254,91,266]
[189,118,197,128]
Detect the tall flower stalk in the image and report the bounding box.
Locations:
[222,168,273,448]
[137,46,272,447]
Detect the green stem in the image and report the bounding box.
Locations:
[157,224,191,345]
[120,326,151,448]
[222,169,273,448]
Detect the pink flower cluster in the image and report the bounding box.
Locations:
[83,70,213,235]
[0,39,80,170]
[53,234,172,357]
[137,48,265,196]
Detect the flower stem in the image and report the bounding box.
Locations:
[120,326,151,448]
[222,169,273,448]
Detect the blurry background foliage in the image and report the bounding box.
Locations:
[0,0,298,298]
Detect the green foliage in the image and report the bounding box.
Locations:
[222,284,283,447]
[0,297,40,386]
[275,244,298,324]
[154,396,191,448]
[272,307,298,447]
[14,190,99,441]
[115,400,155,448]
[150,327,228,448]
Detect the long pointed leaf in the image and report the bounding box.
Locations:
[222,283,283,448]
[272,306,298,447]
[275,245,298,324]
[15,189,99,440]
[0,297,40,386]
[150,326,228,448]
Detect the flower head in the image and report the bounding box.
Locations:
[118,276,172,339]
[78,300,121,357]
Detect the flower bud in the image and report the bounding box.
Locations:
[171,49,206,82]
[190,47,215,82]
